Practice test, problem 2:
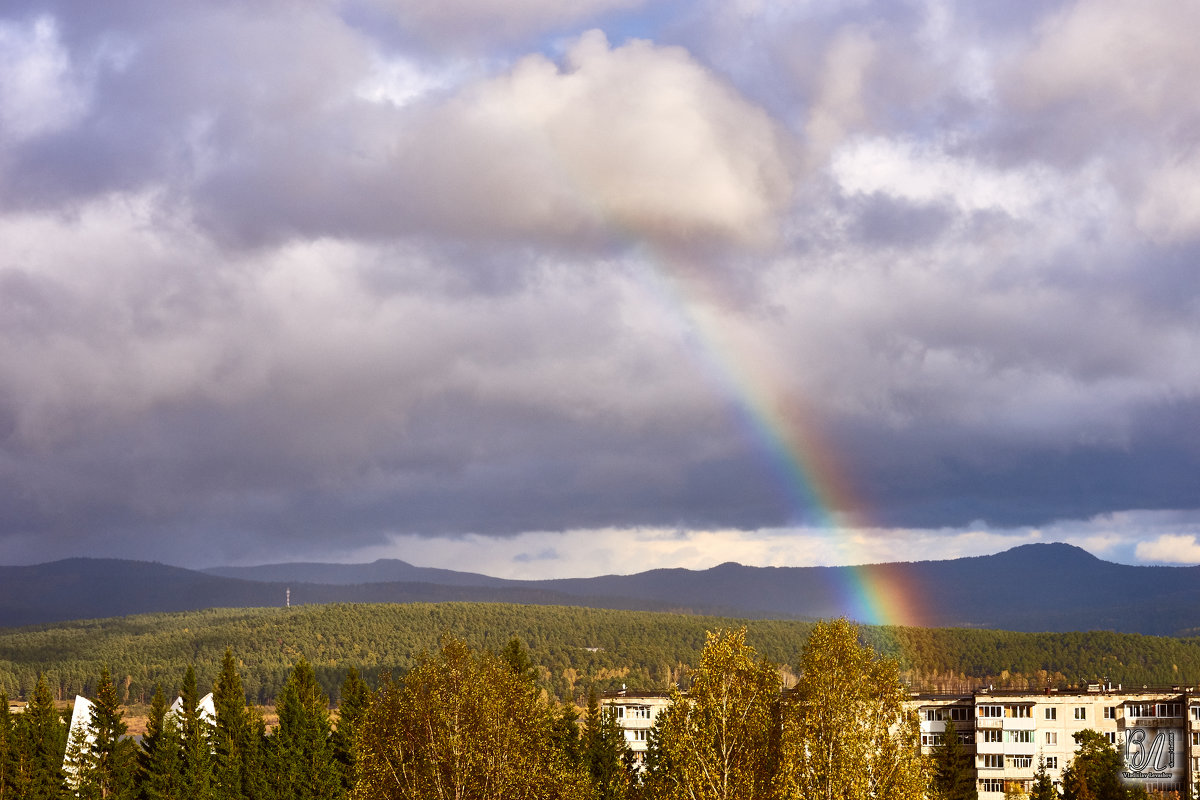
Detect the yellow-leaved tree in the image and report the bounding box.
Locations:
[643,628,781,800]
[777,618,927,800]
[353,635,589,800]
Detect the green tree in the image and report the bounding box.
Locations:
[1060,730,1127,800]
[583,687,628,800]
[270,657,343,800]
[777,618,927,800]
[551,701,584,770]
[643,628,779,800]
[501,637,537,685]
[354,636,588,800]
[331,667,369,794]
[212,648,265,800]
[14,673,67,800]
[931,718,977,800]
[179,666,215,800]
[1030,755,1058,800]
[140,684,185,800]
[69,666,137,799]
[0,689,15,800]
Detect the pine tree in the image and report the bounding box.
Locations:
[331,667,369,794]
[932,719,977,800]
[778,618,928,800]
[1060,730,1126,800]
[140,684,185,800]
[271,658,343,800]
[15,673,67,800]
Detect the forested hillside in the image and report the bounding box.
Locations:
[2,602,1199,706]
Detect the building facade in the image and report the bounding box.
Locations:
[914,685,1197,797]
[600,689,672,770]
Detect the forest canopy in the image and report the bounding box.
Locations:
[1,602,1198,705]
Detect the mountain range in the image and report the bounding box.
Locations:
[1,543,1197,635]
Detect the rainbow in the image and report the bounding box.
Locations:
[633,244,924,629]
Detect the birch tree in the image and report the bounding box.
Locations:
[643,628,780,800]
[777,618,926,800]
[353,636,589,800]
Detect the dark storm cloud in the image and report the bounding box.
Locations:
[1,0,1199,569]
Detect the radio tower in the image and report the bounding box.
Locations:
[286,587,290,608]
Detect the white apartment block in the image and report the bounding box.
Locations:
[600,689,671,770]
[914,685,1197,797]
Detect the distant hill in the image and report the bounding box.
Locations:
[2,543,1198,634]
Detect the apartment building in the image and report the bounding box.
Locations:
[914,686,1197,797]
[600,689,671,770]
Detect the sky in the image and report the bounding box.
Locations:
[1,0,1199,578]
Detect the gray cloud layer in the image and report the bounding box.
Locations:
[1,0,1198,566]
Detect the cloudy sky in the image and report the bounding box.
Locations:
[1,0,1199,577]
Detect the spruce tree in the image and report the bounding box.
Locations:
[931,719,977,800]
[212,649,263,800]
[1030,755,1057,800]
[140,684,184,800]
[271,658,343,800]
[331,667,369,794]
[80,666,137,799]
[15,673,67,800]
[584,687,628,800]
[179,666,214,800]
[551,701,583,769]
[0,689,14,800]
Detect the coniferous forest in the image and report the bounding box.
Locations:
[2,602,1200,707]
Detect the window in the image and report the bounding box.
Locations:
[614,706,625,718]
[1192,732,1200,747]
[1074,707,1086,720]
[630,705,651,719]
[958,731,974,745]
[1105,732,1117,745]
[1044,707,1057,720]
[1009,756,1033,769]
[1157,703,1182,717]
[1045,757,1058,770]
[980,779,1004,792]
[627,729,649,742]
[1008,731,1033,743]
[922,733,944,747]
[982,755,1003,769]
[1045,732,1057,746]
[1191,706,1200,721]
[981,730,1003,743]
[979,705,1002,718]
[1103,706,1116,719]
[1006,705,1031,718]
[925,709,939,721]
